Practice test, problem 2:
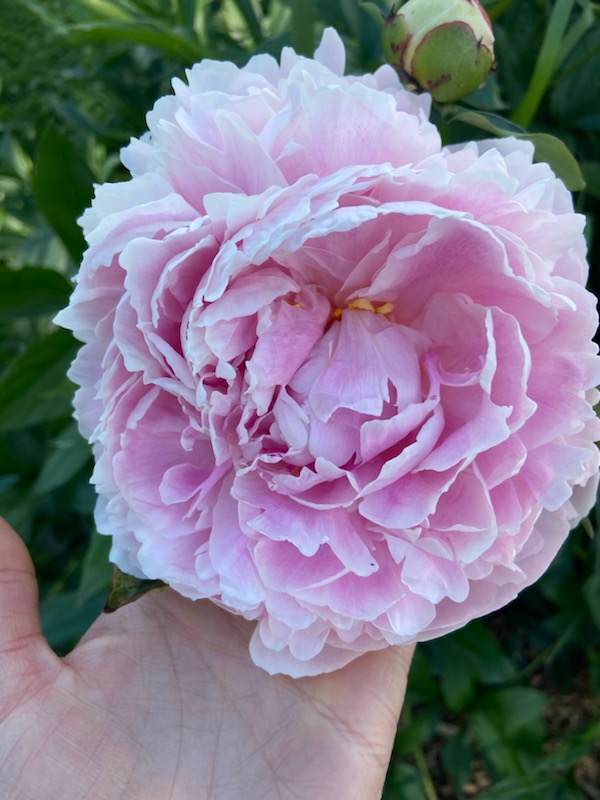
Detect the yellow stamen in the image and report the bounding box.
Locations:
[330,297,395,325]
[348,297,376,312]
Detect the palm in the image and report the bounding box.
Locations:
[0,520,412,799]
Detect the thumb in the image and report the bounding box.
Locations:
[0,517,48,673]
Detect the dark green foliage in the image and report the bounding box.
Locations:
[392,523,600,798]
[33,128,95,260]
[1,1,599,797]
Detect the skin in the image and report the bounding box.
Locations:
[0,517,413,800]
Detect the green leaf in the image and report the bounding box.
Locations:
[77,531,113,604]
[468,709,523,777]
[550,25,600,129]
[383,763,425,800]
[70,20,206,62]
[539,739,593,771]
[476,687,548,741]
[525,132,586,191]
[0,481,36,536]
[33,421,91,495]
[105,565,167,612]
[0,429,46,476]
[394,707,439,757]
[231,0,262,42]
[441,732,473,793]
[582,530,600,629]
[448,109,526,137]
[590,649,600,695]
[511,0,578,129]
[462,74,509,112]
[423,621,517,712]
[436,645,477,712]
[469,687,548,777]
[0,266,72,320]
[357,1,386,27]
[406,647,441,704]
[475,775,563,800]
[32,128,95,262]
[175,0,197,29]
[449,110,585,191]
[581,161,600,200]
[67,0,136,22]
[40,589,106,651]
[558,0,595,70]
[291,0,314,55]
[0,328,79,433]
[485,0,520,23]
[580,718,600,743]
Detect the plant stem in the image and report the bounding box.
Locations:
[511,0,576,129]
[414,747,440,800]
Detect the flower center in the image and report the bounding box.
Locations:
[332,297,395,321]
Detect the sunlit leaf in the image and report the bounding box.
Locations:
[231,0,263,42]
[70,20,206,62]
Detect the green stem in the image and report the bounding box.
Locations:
[511,0,576,129]
[413,747,439,800]
[291,0,314,55]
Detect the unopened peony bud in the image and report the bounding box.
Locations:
[383,0,495,102]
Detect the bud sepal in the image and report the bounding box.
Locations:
[383,0,495,103]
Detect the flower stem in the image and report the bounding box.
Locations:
[414,747,440,800]
[511,0,576,129]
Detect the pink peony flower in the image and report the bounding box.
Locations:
[56,29,600,677]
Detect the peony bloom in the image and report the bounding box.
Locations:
[56,29,600,677]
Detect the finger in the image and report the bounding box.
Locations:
[0,516,44,657]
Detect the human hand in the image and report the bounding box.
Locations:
[0,518,413,800]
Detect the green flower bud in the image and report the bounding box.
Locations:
[382,0,495,103]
